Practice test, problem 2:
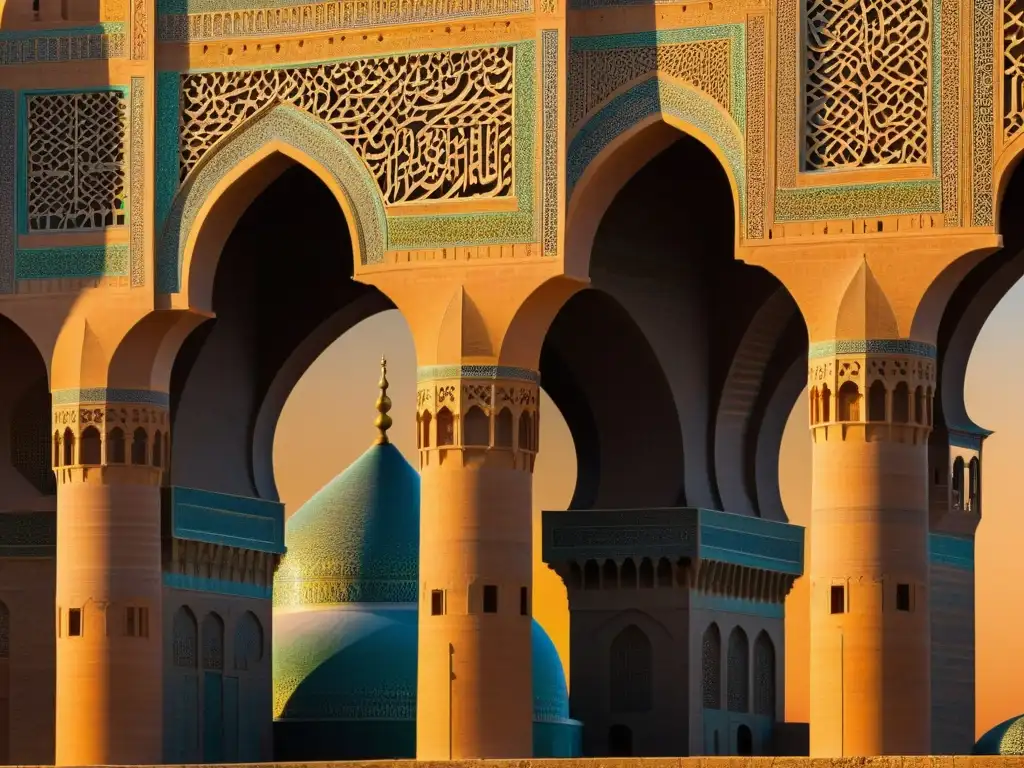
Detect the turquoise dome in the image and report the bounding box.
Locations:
[274,440,419,607]
[974,715,1024,754]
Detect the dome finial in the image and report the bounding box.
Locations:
[374,355,393,444]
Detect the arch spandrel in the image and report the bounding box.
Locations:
[158,103,386,304]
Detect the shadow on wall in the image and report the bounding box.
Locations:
[0,0,101,27]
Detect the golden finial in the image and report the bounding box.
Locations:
[374,355,393,445]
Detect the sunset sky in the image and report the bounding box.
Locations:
[271,278,1024,741]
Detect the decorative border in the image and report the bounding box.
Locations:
[568,25,747,132]
[940,0,961,225]
[928,533,974,569]
[164,572,272,599]
[745,15,766,239]
[972,0,995,226]
[691,592,786,619]
[0,24,126,66]
[541,29,559,257]
[567,76,747,227]
[775,0,950,221]
[52,387,171,406]
[16,86,131,237]
[807,338,938,359]
[416,364,540,383]
[132,0,149,60]
[130,78,146,288]
[15,245,129,280]
[157,104,386,293]
[0,90,14,295]
[156,0,533,42]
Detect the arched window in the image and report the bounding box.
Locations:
[620,558,637,588]
[421,411,432,448]
[968,457,981,511]
[638,558,654,588]
[609,625,653,713]
[810,386,820,424]
[436,408,454,447]
[583,560,599,589]
[172,606,198,668]
[821,383,831,422]
[892,381,910,424]
[753,631,776,717]
[602,559,618,589]
[837,381,860,422]
[727,626,750,712]
[914,385,925,424]
[463,406,490,447]
[494,408,513,448]
[107,427,126,464]
[702,623,722,709]
[62,427,75,466]
[201,612,224,670]
[568,562,582,590]
[867,380,886,422]
[52,431,60,467]
[736,724,753,756]
[518,411,532,452]
[233,612,264,671]
[131,427,148,465]
[951,456,965,510]
[79,426,101,465]
[153,430,163,467]
[657,557,673,587]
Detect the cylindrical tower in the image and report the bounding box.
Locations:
[53,392,167,765]
[807,341,933,756]
[415,365,537,758]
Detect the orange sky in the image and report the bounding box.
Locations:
[272,283,1024,740]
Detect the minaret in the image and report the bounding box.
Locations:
[375,355,393,444]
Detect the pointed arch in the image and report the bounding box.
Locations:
[80,426,101,465]
[173,606,198,668]
[159,104,387,308]
[753,630,776,717]
[565,76,745,279]
[702,622,722,709]
[463,406,490,447]
[727,626,750,712]
[609,624,653,713]
[233,611,264,671]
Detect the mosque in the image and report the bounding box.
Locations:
[0,359,1021,762]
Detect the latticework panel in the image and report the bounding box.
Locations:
[179,47,515,204]
[804,0,931,169]
[172,607,198,668]
[1005,0,1024,140]
[26,92,127,231]
[201,614,224,670]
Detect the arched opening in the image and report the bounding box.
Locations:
[201,612,225,763]
[79,426,101,466]
[61,428,74,467]
[494,408,513,448]
[620,558,637,588]
[131,427,148,465]
[420,411,432,449]
[753,630,776,717]
[656,557,673,587]
[968,456,981,511]
[463,406,489,447]
[736,724,753,756]
[810,386,820,424]
[638,558,654,588]
[867,380,887,422]
[702,622,722,709]
[107,427,126,464]
[568,562,583,590]
[609,624,652,713]
[727,626,749,712]
[914,385,926,424]
[233,611,263,671]
[608,724,633,757]
[436,408,454,447]
[602,559,618,589]
[837,381,861,422]
[892,381,910,424]
[951,456,965,510]
[169,606,200,763]
[821,383,831,422]
[153,430,163,468]
[584,560,600,589]
[517,410,532,452]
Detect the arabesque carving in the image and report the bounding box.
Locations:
[804,0,931,169]
[179,47,515,205]
[27,92,127,232]
[1004,0,1024,140]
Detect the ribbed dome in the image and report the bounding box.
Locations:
[273,441,419,608]
[974,715,1024,755]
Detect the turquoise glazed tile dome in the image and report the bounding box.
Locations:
[974,715,1024,754]
[272,362,581,760]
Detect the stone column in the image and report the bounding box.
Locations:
[806,340,935,756]
[414,365,538,759]
[52,389,167,765]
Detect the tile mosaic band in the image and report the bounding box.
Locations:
[52,388,171,407]
[417,365,540,384]
[808,339,938,359]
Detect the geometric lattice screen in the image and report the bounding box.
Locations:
[804,0,931,169]
[26,91,127,231]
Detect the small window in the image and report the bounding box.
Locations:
[830,585,845,615]
[126,607,136,637]
[139,607,149,638]
[483,585,498,614]
[430,590,444,616]
[896,583,911,612]
[520,586,528,616]
[68,608,82,637]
